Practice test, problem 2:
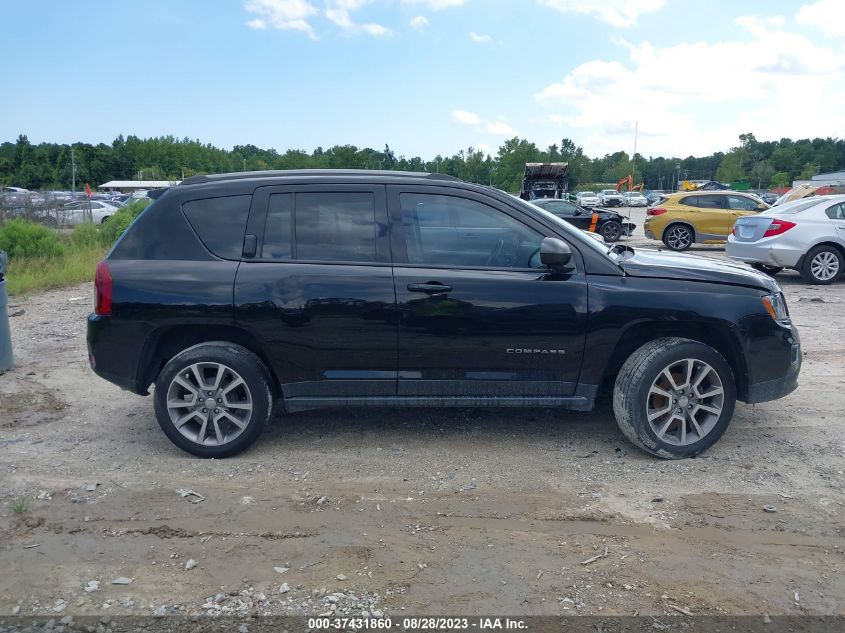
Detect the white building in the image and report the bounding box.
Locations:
[99,180,180,193]
[792,170,845,188]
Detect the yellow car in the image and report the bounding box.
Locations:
[644,191,769,251]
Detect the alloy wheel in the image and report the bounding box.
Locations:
[666,226,692,250]
[810,251,840,281]
[165,362,253,447]
[646,358,724,446]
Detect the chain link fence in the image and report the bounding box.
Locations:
[0,190,117,227]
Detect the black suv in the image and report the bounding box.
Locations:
[87,170,801,459]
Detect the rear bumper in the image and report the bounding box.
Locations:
[726,239,803,268]
[87,313,150,395]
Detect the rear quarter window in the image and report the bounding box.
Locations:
[182,195,252,260]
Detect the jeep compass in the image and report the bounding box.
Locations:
[87,170,801,459]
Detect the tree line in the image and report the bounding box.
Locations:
[1,132,843,193]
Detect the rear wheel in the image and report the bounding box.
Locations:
[613,338,736,459]
[800,245,842,284]
[599,220,623,243]
[662,224,694,251]
[153,342,273,458]
[751,263,783,275]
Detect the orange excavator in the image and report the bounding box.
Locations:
[615,175,644,192]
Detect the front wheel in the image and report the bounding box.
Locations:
[153,342,273,458]
[613,338,736,459]
[800,245,842,284]
[599,220,623,243]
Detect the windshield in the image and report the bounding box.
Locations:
[580,191,595,197]
[602,190,617,195]
[508,194,618,261]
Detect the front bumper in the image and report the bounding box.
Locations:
[744,322,801,404]
[726,238,804,268]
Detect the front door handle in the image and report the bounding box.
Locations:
[407,282,452,294]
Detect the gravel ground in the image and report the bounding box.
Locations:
[1,221,844,619]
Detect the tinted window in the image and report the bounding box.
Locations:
[682,195,723,209]
[400,193,542,268]
[541,200,578,215]
[262,194,292,259]
[182,195,252,260]
[826,203,845,220]
[726,195,758,211]
[295,192,377,262]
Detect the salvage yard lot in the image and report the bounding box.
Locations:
[1,237,844,618]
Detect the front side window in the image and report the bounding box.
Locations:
[400,193,542,269]
[543,201,577,216]
[261,192,377,262]
[726,195,758,211]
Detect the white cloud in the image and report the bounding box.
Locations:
[486,121,514,135]
[469,31,492,43]
[452,109,481,125]
[535,18,845,156]
[409,15,429,30]
[244,0,318,38]
[476,142,492,154]
[537,0,665,28]
[402,0,465,10]
[325,0,392,36]
[796,0,845,37]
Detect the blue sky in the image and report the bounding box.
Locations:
[2,0,843,159]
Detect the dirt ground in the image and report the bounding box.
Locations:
[1,224,844,619]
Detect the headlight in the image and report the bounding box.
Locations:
[762,293,790,325]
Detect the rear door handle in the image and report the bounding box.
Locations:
[407,282,452,294]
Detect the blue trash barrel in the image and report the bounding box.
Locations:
[0,249,13,372]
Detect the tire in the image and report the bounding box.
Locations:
[662,224,694,251]
[153,342,273,458]
[612,337,737,459]
[599,220,623,243]
[751,263,783,275]
[799,245,843,285]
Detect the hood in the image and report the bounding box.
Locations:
[622,248,779,292]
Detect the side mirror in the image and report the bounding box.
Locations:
[540,237,574,272]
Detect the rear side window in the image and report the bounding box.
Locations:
[261,192,377,262]
[182,195,252,260]
[826,202,845,220]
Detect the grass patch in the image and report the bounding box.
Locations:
[2,199,150,297]
[10,497,31,514]
[6,243,107,296]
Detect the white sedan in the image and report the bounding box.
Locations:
[727,194,845,284]
[57,200,120,225]
[575,191,600,207]
[622,191,648,207]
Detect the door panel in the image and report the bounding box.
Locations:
[234,184,398,398]
[389,186,588,397]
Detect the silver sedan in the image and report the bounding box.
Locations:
[726,194,845,284]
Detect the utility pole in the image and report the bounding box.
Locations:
[631,121,638,188]
[71,148,77,194]
[243,158,246,172]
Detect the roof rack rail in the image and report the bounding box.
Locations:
[179,169,461,186]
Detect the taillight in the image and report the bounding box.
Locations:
[763,219,796,238]
[647,207,667,216]
[95,260,112,316]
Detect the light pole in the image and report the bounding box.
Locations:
[243,158,247,172]
[675,163,681,191]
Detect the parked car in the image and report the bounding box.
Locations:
[87,169,801,460]
[759,192,779,205]
[727,194,845,284]
[598,189,624,207]
[58,200,120,225]
[531,198,635,243]
[646,190,667,205]
[575,191,600,207]
[644,191,769,251]
[622,191,648,207]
